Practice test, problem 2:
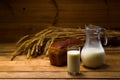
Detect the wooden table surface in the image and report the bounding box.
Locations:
[0,43,120,79]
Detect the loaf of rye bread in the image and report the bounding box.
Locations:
[48,38,84,66]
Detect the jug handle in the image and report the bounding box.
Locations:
[101,28,108,46]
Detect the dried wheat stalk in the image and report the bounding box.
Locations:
[11,26,85,60]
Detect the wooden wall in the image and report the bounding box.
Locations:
[0,0,120,42]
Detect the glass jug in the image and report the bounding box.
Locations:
[81,25,108,68]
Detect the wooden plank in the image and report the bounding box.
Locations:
[0,44,119,79]
[0,72,120,79]
[0,0,120,25]
[0,43,119,72]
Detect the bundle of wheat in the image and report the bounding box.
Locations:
[11,26,85,60]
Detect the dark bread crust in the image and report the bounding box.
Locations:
[48,38,84,66]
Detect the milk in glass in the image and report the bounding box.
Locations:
[67,50,80,75]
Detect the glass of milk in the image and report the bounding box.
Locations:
[67,45,80,75]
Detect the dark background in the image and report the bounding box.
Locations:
[0,0,120,42]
